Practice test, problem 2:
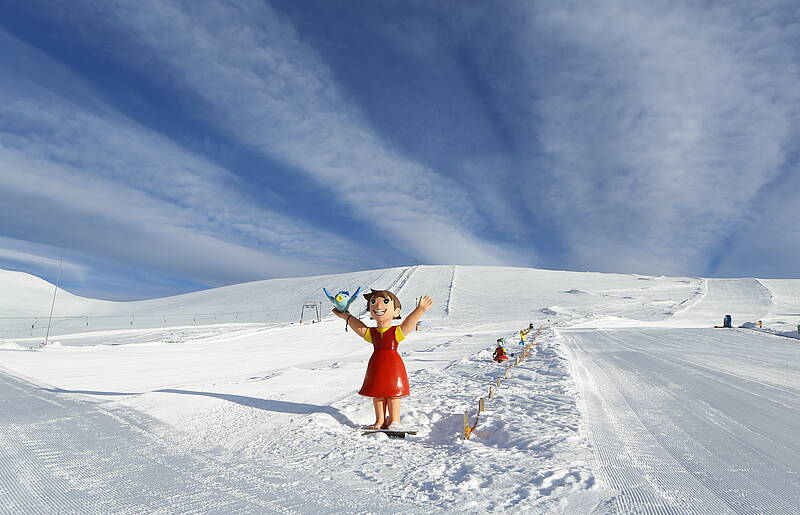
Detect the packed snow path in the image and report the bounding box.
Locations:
[562,327,800,514]
[668,278,772,328]
[0,368,420,514]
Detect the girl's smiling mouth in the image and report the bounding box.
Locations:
[373,309,387,316]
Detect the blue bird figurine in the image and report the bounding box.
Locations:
[323,287,362,313]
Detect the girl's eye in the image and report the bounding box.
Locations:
[370,299,375,304]
[383,298,390,304]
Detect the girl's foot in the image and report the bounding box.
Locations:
[364,421,384,430]
[384,419,401,430]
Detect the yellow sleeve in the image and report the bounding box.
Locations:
[395,326,405,342]
[363,329,372,343]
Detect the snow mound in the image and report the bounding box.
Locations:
[0,340,26,350]
[740,322,800,341]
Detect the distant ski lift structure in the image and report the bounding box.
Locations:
[300,301,321,323]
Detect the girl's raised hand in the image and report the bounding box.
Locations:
[418,295,434,311]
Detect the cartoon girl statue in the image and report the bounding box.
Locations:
[332,289,433,430]
[493,338,510,362]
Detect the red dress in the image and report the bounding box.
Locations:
[493,346,509,362]
[358,326,410,398]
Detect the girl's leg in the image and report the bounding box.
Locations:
[386,397,401,427]
[381,398,390,428]
[368,398,386,429]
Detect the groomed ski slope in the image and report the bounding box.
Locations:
[563,328,800,514]
[0,370,419,514]
[1,266,799,513]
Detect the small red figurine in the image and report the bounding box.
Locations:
[493,343,509,363]
[333,289,433,429]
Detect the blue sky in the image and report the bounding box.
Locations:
[1,0,798,300]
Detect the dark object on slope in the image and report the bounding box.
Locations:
[714,314,733,329]
[361,428,417,438]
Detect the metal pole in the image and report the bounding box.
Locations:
[44,258,63,347]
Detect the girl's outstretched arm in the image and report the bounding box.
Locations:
[332,309,368,338]
[400,295,433,336]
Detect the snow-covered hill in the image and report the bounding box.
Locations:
[1,265,707,340]
[1,266,798,513]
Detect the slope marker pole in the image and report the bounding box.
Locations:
[43,258,63,348]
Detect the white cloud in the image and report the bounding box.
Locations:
[456,0,800,275]
[712,165,800,277]
[528,1,800,274]
[0,28,376,285]
[9,1,793,281]
[49,0,535,267]
[0,145,330,282]
[0,247,87,280]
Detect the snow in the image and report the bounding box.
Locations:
[0,340,25,350]
[563,328,800,513]
[1,265,799,513]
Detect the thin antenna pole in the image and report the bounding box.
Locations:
[44,258,63,347]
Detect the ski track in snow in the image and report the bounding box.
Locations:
[561,278,800,514]
[0,368,431,514]
[565,329,800,514]
[1,267,800,513]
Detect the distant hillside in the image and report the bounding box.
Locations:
[1,265,708,338]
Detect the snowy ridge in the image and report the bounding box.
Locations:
[0,266,412,338]
[0,265,709,340]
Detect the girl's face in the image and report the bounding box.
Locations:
[369,295,400,324]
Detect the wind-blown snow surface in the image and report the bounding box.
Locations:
[1,266,799,513]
